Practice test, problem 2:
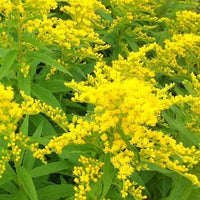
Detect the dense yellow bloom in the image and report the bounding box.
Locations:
[24,0,110,63]
[172,11,200,34]
[65,58,200,194]
[0,0,14,16]
[0,0,57,17]
[60,0,108,28]
[33,48,200,198]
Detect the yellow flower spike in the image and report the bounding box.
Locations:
[73,156,104,200]
[0,83,71,176]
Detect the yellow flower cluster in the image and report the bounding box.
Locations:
[110,0,157,20]
[33,49,200,198]
[107,0,198,56]
[66,53,173,134]
[0,0,14,16]
[73,156,104,200]
[0,84,39,176]
[20,91,41,115]
[172,11,200,34]
[23,0,57,15]
[131,128,200,184]
[0,0,57,17]
[24,0,110,62]
[134,34,200,76]
[111,149,135,180]
[0,85,23,134]
[65,55,200,194]
[121,179,146,199]
[60,0,108,28]
[110,149,147,199]
[6,132,30,163]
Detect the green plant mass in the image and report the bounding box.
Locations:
[0,0,200,200]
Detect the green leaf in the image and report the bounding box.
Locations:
[23,35,52,53]
[0,194,15,200]
[17,166,38,200]
[90,179,103,198]
[28,52,72,76]
[18,71,31,95]
[15,190,28,200]
[187,189,200,200]
[131,172,146,187]
[1,182,18,194]
[37,184,74,200]
[65,99,86,111]
[60,144,102,166]
[100,153,115,200]
[125,35,139,51]
[29,160,72,178]
[146,163,173,175]
[0,50,17,79]
[96,9,113,21]
[30,115,56,136]
[19,115,29,136]
[30,136,52,146]
[106,188,124,200]
[165,175,193,200]
[23,122,42,170]
[162,107,200,146]
[0,48,10,58]
[60,144,102,155]
[0,164,17,186]
[23,149,35,170]
[68,63,87,80]
[33,121,43,137]
[158,175,172,198]
[40,80,71,93]
[32,83,62,109]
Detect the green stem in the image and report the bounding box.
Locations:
[18,15,23,65]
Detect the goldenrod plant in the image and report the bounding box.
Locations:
[0,1,200,200]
